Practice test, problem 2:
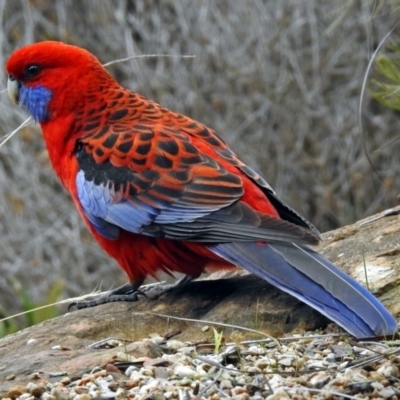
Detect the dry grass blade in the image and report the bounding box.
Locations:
[358,21,400,182]
[146,311,281,348]
[0,117,32,149]
[103,53,196,67]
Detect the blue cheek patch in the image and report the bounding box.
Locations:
[19,85,52,122]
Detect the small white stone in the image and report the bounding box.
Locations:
[177,346,196,354]
[377,362,399,378]
[141,367,154,377]
[18,394,32,400]
[344,369,368,382]
[378,386,396,399]
[337,360,349,370]
[360,349,375,356]
[116,351,136,362]
[195,365,208,376]
[247,345,265,354]
[166,339,185,350]
[324,352,336,360]
[174,365,196,377]
[370,381,384,391]
[246,366,262,373]
[236,377,247,385]
[278,357,294,367]
[125,365,139,376]
[139,379,159,395]
[26,382,45,397]
[180,377,193,386]
[307,361,326,369]
[255,357,276,369]
[266,388,290,399]
[115,388,128,400]
[309,371,330,388]
[313,353,323,360]
[220,379,233,390]
[72,394,91,400]
[42,394,57,400]
[268,374,286,389]
[50,388,69,400]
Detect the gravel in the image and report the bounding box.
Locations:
[4,333,400,399]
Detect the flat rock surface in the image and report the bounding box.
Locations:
[1,208,400,395]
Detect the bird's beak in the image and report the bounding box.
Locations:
[7,75,20,104]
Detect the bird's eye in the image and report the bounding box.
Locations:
[25,64,41,79]
[8,74,15,81]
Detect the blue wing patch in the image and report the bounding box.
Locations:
[76,168,228,240]
[76,170,159,239]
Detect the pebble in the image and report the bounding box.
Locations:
[247,345,266,355]
[174,365,196,377]
[72,395,91,400]
[309,371,330,388]
[371,381,385,391]
[306,360,326,369]
[42,394,57,400]
[125,365,139,376]
[154,366,169,380]
[377,362,399,377]
[378,386,396,399]
[26,382,44,397]
[231,394,249,400]
[268,374,286,389]
[266,388,290,399]
[166,339,185,350]
[219,379,233,390]
[278,357,294,367]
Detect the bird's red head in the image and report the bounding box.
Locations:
[6,41,113,122]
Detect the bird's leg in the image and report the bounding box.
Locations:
[68,276,194,310]
[68,281,145,310]
[140,275,195,299]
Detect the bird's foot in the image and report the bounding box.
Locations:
[68,282,145,310]
[68,276,194,310]
[139,275,194,299]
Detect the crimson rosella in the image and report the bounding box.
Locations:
[6,41,397,338]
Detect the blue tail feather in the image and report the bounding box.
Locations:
[209,241,397,338]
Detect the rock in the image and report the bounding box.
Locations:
[220,379,233,390]
[266,388,290,400]
[309,371,330,388]
[26,382,45,397]
[278,357,294,367]
[173,365,196,377]
[378,386,397,399]
[371,381,384,391]
[6,386,27,399]
[377,362,399,378]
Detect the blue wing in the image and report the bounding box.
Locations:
[75,138,318,244]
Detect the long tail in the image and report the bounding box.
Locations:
[208,241,397,338]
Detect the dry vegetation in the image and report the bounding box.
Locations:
[0,0,400,317]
